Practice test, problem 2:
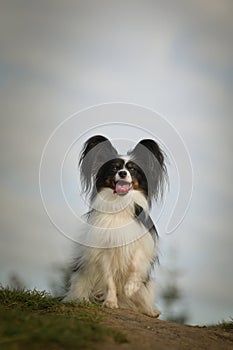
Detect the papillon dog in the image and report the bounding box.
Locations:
[63,135,167,317]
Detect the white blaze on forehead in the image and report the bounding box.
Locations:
[113,156,132,182]
[114,156,133,195]
[119,155,130,164]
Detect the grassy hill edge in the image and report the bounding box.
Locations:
[1,286,233,350]
[0,287,128,350]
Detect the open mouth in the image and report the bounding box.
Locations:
[113,180,133,196]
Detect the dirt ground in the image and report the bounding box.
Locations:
[98,308,233,350]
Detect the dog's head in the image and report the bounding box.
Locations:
[79,135,167,206]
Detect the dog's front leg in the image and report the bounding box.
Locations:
[124,249,146,297]
[103,275,118,309]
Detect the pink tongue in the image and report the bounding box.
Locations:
[115,182,131,195]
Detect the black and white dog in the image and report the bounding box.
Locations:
[63,135,167,317]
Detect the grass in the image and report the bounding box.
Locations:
[210,318,233,331]
[0,286,128,350]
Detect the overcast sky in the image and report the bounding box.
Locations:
[1,0,233,325]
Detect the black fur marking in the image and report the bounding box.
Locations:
[79,135,110,165]
[79,135,118,196]
[134,203,160,265]
[128,139,167,206]
[95,158,125,192]
[143,275,151,286]
[72,256,85,273]
[134,203,158,242]
[126,161,148,197]
[139,139,165,168]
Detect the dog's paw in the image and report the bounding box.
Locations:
[103,299,119,309]
[144,310,161,318]
[124,280,141,297]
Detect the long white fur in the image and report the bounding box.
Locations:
[63,188,160,317]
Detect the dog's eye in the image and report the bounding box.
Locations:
[113,166,118,172]
[130,167,136,172]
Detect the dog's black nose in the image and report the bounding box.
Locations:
[118,170,127,178]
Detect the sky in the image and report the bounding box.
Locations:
[1,0,233,325]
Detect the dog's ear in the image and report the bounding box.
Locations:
[128,139,167,203]
[136,139,165,168]
[79,135,118,195]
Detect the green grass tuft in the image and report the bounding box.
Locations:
[0,286,128,349]
[209,318,233,331]
[0,287,61,310]
[110,329,129,344]
[216,319,233,330]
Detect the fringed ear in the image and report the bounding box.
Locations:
[128,139,167,205]
[79,135,118,195]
